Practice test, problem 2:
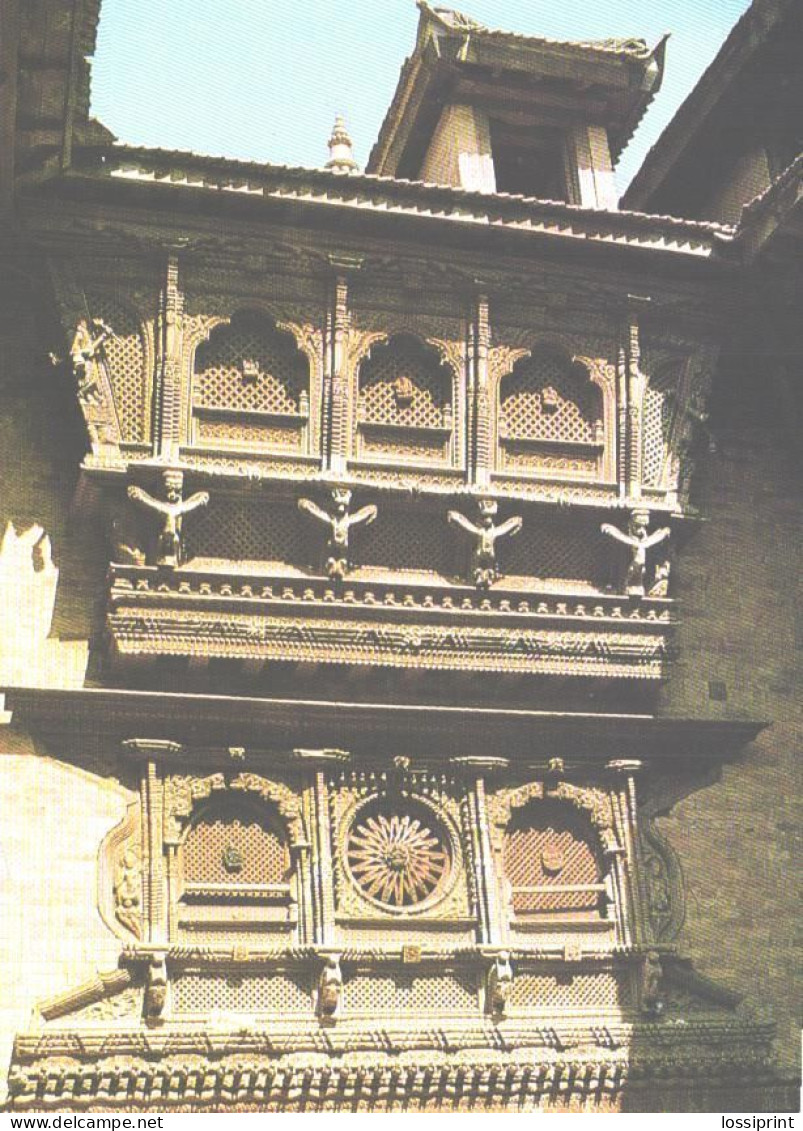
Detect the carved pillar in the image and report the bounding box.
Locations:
[624,295,650,502]
[470,293,492,487]
[605,759,647,948]
[326,257,361,474]
[451,756,508,945]
[291,748,350,946]
[123,739,182,945]
[152,251,184,461]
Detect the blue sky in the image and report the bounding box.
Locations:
[91,0,752,192]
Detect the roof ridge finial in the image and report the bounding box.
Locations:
[325,114,359,174]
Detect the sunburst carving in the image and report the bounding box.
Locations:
[347,805,450,908]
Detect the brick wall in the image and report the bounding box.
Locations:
[658,428,802,1072]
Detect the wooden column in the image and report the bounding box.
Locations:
[625,294,650,502]
[326,256,361,474]
[292,748,350,946]
[470,293,492,487]
[606,759,648,948]
[152,251,184,460]
[451,756,508,946]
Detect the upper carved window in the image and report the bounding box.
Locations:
[355,333,454,464]
[502,799,606,922]
[642,363,680,488]
[86,293,148,444]
[498,350,603,477]
[345,799,452,910]
[192,310,310,452]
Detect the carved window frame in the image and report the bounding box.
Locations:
[183,302,323,461]
[487,780,621,938]
[488,335,616,486]
[346,326,466,475]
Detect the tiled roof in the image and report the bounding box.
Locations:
[67,142,732,259]
[369,2,667,175]
[420,2,655,59]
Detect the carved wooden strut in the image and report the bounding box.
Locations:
[128,469,209,568]
[448,497,523,587]
[298,486,378,579]
[601,509,670,597]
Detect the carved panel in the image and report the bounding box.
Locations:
[171,970,312,1014]
[98,801,143,942]
[329,770,471,923]
[342,968,478,1013]
[642,358,682,488]
[183,497,306,565]
[182,798,290,887]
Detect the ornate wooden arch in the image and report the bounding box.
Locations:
[487,780,620,856]
[163,771,304,846]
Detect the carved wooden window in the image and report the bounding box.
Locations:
[502,800,606,922]
[356,334,454,464]
[345,799,452,910]
[175,797,295,940]
[642,364,680,488]
[192,310,310,452]
[498,351,603,476]
[86,293,148,444]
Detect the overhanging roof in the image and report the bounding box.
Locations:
[40,142,731,263]
[622,0,800,212]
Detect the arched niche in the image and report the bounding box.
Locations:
[190,308,313,454]
[493,343,610,480]
[353,332,457,465]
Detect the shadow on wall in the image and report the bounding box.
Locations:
[0,269,98,685]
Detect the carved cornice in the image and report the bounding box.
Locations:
[3,687,767,763]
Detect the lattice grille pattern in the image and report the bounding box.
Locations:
[184,499,306,563]
[500,353,601,444]
[182,801,289,886]
[358,336,452,429]
[504,513,601,585]
[642,365,680,487]
[507,971,625,1009]
[503,802,602,914]
[351,507,451,574]
[87,294,147,442]
[194,312,308,415]
[172,972,311,1014]
[343,971,478,1013]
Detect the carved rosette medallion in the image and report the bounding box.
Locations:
[346,803,451,909]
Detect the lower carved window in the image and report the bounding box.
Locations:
[502,799,606,922]
[176,798,295,939]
